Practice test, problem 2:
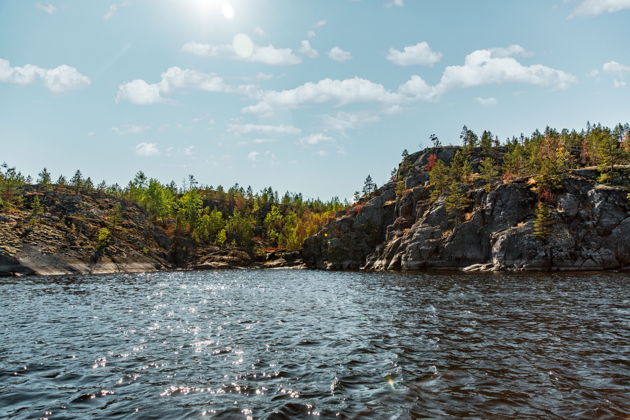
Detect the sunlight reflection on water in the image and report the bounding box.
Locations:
[0,270,628,418]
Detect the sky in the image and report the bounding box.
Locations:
[1,0,629,199]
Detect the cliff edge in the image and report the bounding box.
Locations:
[303,147,630,271]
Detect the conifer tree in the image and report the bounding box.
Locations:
[533,202,554,240]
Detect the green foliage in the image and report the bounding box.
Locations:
[0,162,26,208]
[362,175,377,199]
[107,202,123,231]
[533,202,554,240]
[215,228,227,246]
[479,158,499,191]
[37,168,52,188]
[193,209,224,243]
[29,196,44,226]
[444,181,471,220]
[174,190,203,232]
[96,227,112,251]
[428,159,449,201]
[225,210,255,247]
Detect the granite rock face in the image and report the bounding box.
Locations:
[302,147,630,272]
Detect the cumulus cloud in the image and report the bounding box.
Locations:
[115,79,164,104]
[314,19,327,28]
[474,97,498,106]
[386,42,442,66]
[115,66,257,105]
[568,0,630,17]
[35,2,56,14]
[385,0,404,7]
[433,46,576,93]
[247,151,260,161]
[0,58,90,93]
[241,45,574,115]
[328,47,352,62]
[227,123,301,135]
[103,1,130,20]
[135,142,160,157]
[299,133,335,145]
[299,40,319,59]
[601,60,630,87]
[242,77,402,115]
[602,60,630,75]
[181,41,301,66]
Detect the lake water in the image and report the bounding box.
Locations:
[0,270,628,419]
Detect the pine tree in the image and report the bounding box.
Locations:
[428,159,449,201]
[479,158,499,191]
[37,168,52,188]
[444,180,471,220]
[533,202,554,240]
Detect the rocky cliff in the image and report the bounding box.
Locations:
[303,147,630,271]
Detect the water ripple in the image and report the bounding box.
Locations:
[0,270,628,418]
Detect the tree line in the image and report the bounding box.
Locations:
[0,166,347,251]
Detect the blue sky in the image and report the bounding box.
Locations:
[1,0,629,199]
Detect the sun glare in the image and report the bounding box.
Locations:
[222,3,235,19]
[187,0,235,20]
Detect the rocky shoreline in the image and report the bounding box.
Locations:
[0,186,305,277]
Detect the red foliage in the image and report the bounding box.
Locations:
[354,203,365,215]
[539,189,554,202]
[424,154,438,172]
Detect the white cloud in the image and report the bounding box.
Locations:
[386,42,442,66]
[115,79,163,104]
[322,111,380,133]
[299,133,335,145]
[307,30,316,38]
[385,0,404,7]
[247,151,260,162]
[568,0,630,17]
[602,60,630,76]
[475,97,498,106]
[135,142,160,157]
[227,123,301,135]
[397,75,436,100]
[314,19,327,28]
[115,67,251,105]
[315,150,329,157]
[433,46,576,93]
[181,41,301,66]
[183,145,195,156]
[0,58,90,93]
[35,2,56,14]
[595,61,630,87]
[103,1,130,21]
[328,47,352,62]
[112,124,150,135]
[242,77,402,115]
[242,46,574,115]
[299,40,319,59]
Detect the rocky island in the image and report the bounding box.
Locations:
[304,126,630,272]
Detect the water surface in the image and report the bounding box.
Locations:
[0,270,628,419]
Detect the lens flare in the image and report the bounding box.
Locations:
[233,33,253,58]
